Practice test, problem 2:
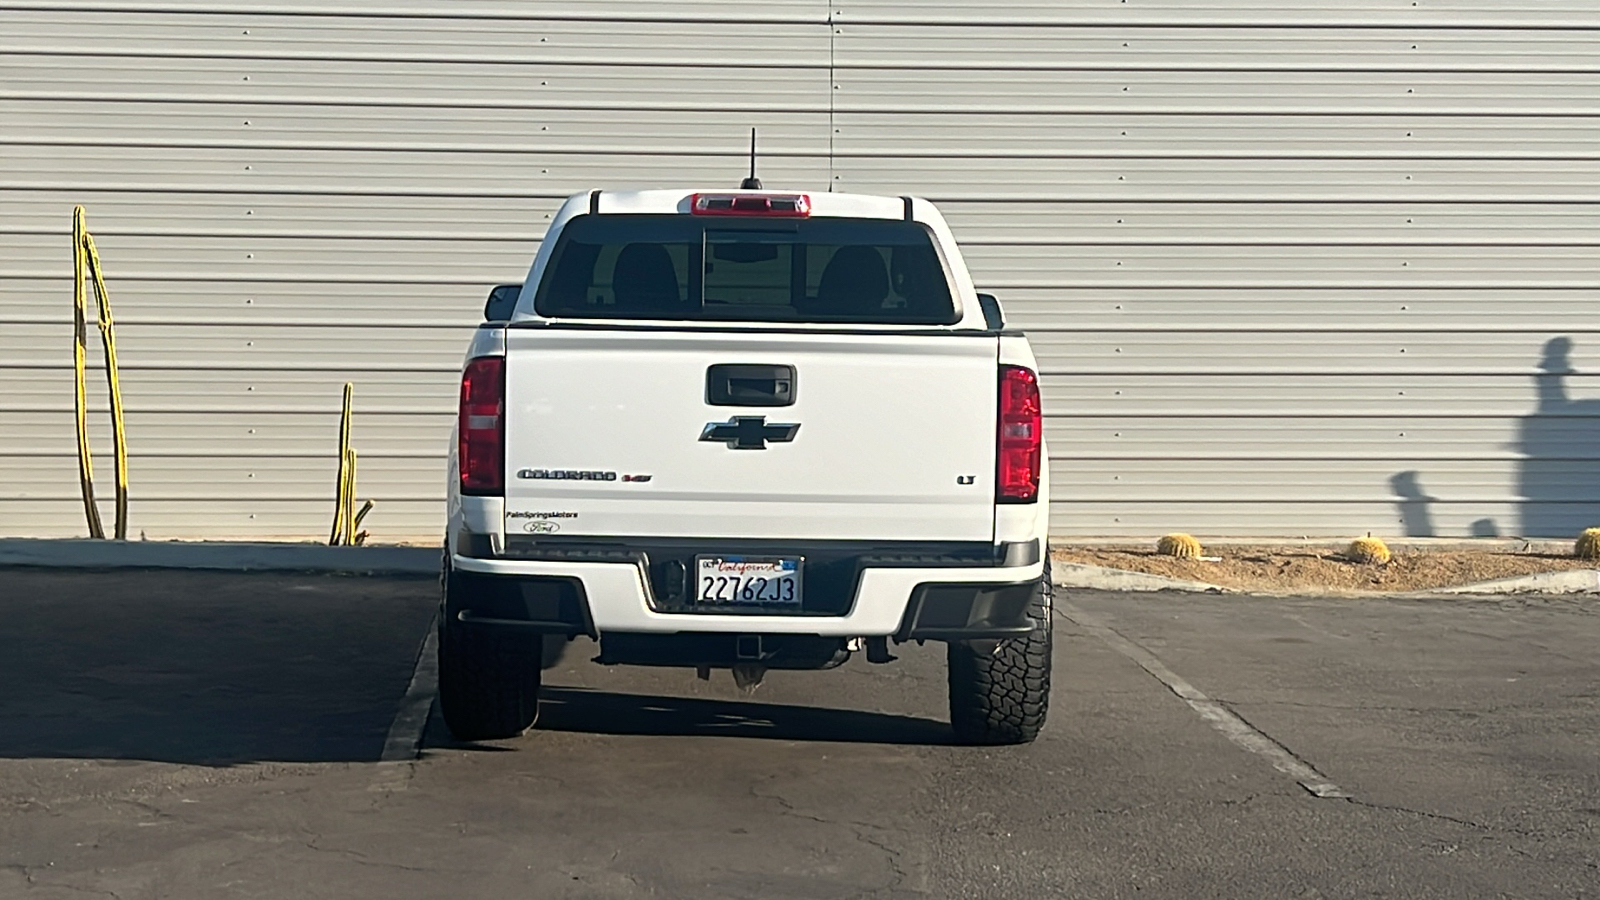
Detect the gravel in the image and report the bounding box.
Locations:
[1056,543,1599,593]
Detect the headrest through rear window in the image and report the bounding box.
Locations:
[612,243,681,313]
[813,246,889,315]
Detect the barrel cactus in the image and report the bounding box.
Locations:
[1347,536,1392,565]
[1156,533,1203,559]
[1575,528,1600,560]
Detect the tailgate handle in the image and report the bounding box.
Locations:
[706,364,795,407]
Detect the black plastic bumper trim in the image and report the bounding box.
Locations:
[999,538,1040,567]
[500,543,645,564]
[906,626,1034,640]
[457,611,587,634]
[456,530,495,559]
[893,579,1039,642]
[447,568,598,638]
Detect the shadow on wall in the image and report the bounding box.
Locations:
[1519,337,1600,536]
[1391,336,1600,538]
[1389,470,1438,537]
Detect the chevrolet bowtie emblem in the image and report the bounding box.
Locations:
[700,416,801,450]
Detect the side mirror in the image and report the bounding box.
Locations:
[975,292,1005,331]
[483,284,522,322]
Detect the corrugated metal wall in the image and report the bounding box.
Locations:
[4,1,1598,541]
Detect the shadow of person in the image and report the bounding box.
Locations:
[1389,470,1438,537]
[1517,336,1600,536]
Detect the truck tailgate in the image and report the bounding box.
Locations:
[502,328,999,542]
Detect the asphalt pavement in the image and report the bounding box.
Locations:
[0,567,1595,899]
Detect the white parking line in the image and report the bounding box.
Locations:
[1058,599,1349,799]
[379,613,440,764]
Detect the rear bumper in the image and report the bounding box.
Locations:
[450,545,1042,639]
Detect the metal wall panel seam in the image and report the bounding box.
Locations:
[829,13,1600,30]
[0,3,832,24]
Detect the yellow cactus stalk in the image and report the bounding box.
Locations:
[1156,533,1203,559]
[1575,528,1600,560]
[1347,536,1392,565]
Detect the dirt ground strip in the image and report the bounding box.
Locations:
[1056,543,1600,593]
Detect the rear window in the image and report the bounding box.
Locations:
[533,215,957,324]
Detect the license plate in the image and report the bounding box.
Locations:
[695,556,802,606]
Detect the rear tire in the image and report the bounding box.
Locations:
[437,555,542,741]
[946,570,1053,745]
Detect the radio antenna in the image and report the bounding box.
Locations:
[740,128,762,190]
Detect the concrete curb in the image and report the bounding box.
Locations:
[1424,568,1600,596]
[0,538,439,574]
[1052,560,1228,594]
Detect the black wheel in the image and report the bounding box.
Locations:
[437,554,542,741]
[946,569,1053,745]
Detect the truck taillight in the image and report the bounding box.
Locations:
[997,365,1041,504]
[458,356,505,496]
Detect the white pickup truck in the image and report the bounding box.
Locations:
[443,187,1052,744]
